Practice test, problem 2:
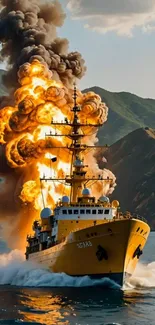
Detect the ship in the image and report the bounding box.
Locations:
[25,85,150,286]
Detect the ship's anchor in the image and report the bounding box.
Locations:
[133,245,143,259]
[96,245,108,261]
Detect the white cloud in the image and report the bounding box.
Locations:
[66,0,155,36]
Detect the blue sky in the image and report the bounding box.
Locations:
[58,0,155,99]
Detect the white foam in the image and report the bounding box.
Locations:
[105,323,122,325]
[124,261,155,290]
[0,250,120,288]
[2,251,155,290]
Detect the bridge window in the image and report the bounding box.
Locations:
[92,210,96,214]
[74,210,79,214]
[86,209,91,214]
[98,209,103,214]
[68,210,72,215]
[136,227,140,232]
[80,209,85,214]
[105,209,109,215]
[62,210,67,214]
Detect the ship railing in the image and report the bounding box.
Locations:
[131,213,148,223]
[65,203,110,207]
[115,213,148,223]
[26,234,36,241]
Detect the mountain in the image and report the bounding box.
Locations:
[102,127,155,229]
[84,87,155,145]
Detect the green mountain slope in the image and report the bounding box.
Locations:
[102,128,155,229]
[84,87,155,144]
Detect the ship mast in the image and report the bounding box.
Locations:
[68,83,86,201]
[40,85,112,202]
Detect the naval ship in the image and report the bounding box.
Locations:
[25,86,150,286]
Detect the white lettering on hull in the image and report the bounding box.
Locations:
[77,241,92,248]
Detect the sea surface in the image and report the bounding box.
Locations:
[1,234,155,325]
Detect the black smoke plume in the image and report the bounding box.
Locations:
[0,0,87,247]
[0,0,86,91]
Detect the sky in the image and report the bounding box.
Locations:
[1,0,155,98]
[58,0,155,99]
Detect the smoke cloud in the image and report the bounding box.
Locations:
[0,0,116,249]
[0,0,86,89]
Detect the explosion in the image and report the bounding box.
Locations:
[0,0,86,91]
[0,0,116,249]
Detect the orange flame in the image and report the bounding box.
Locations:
[0,59,116,245]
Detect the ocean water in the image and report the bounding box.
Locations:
[1,234,155,325]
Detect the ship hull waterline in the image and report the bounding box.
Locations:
[27,219,150,286]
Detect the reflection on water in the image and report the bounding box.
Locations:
[20,289,72,325]
[21,287,155,325]
[0,285,155,325]
[19,287,121,325]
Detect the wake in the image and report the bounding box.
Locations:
[0,250,119,288]
[1,250,155,289]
